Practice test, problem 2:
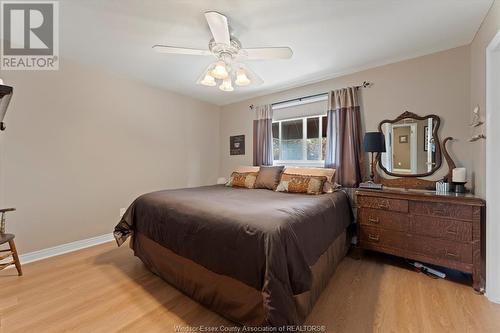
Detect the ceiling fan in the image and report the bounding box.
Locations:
[153,11,293,92]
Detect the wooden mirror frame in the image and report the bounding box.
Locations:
[373,111,455,190]
[377,111,442,177]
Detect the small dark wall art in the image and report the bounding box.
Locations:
[230,135,245,155]
[399,135,408,143]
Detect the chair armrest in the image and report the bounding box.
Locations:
[0,208,16,213]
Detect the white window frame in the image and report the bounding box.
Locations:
[272,114,327,167]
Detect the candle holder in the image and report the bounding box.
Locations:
[453,182,467,194]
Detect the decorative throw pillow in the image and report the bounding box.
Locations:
[283,167,336,193]
[322,181,341,193]
[254,166,285,190]
[225,172,258,189]
[276,174,327,195]
[233,166,260,173]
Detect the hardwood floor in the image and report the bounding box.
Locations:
[1,242,499,333]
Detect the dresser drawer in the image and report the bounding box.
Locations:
[410,216,472,242]
[359,208,409,232]
[407,235,472,264]
[359,225,406,250]
[358,196,408,213]
[409,201,472,220]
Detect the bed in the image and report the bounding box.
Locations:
[114,184,352,326]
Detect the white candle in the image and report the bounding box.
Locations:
[452,167,466,183]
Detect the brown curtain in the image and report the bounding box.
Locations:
[325,87,364,187]
[252,104,273,166]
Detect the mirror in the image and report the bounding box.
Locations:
[378,111,441,177]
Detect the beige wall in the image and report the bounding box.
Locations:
[0,59,220,254]
[220,46,472,185]
[470,0,500,198]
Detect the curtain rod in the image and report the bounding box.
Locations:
[249,81,372,110]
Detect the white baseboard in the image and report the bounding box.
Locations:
[487,293,500,304]
[18,233,115,265]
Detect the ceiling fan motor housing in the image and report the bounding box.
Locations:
[209,38,241,61]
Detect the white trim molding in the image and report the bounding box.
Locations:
[486,28,500,304]
[18,233,114,265]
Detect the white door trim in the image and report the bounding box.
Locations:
[486,28,500,303]
[382,124,393,172]
[427,118,434,172]
[409,123,418,174]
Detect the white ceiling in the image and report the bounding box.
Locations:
[60,0,493,105]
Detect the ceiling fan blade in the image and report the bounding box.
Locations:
[239,47,293,59]
[204,11,230,45]
[152,45,212,56]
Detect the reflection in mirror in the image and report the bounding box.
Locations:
[380,118,437,175]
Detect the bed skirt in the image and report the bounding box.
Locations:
[132,229,349,326]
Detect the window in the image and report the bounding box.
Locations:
[272,115,328,166]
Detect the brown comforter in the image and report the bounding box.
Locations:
[114,185,352,325]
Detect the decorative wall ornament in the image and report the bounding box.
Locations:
[469,105,486,142]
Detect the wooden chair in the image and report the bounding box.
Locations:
[0,208,22,276]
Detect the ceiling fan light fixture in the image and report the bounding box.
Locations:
[212,61,229,79]
[219,77,234,92]
[200,73,216,86]
[235,68,250,86]
[154,12,291,90]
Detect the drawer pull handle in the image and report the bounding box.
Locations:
[368,217,380,224]
[445,250,459,257]
[368,234,380,242]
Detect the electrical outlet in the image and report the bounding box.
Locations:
[119,208,126,218]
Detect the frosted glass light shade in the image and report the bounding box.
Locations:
[212,61,229,79]
[200,73,216,86]
[235,69,250,86]
[219,78,234,92]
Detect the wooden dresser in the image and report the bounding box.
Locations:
[356,188,485,292]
